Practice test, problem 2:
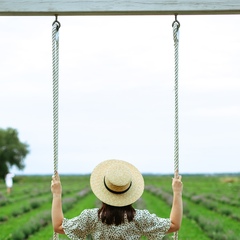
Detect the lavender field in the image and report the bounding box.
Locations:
[0,174,239,240]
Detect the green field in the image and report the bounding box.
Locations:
[0,174,239,240]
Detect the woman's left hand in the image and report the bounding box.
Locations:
[51,172,62,196]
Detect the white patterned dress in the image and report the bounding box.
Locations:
[62,208,171,239]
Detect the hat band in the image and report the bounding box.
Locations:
[104,177,132,194]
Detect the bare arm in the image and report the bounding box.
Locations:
[167,173,183,233]
[51,172,65,234]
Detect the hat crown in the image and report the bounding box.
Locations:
[104,164,132,193]
[105,164,131,187]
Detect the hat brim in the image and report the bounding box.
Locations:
[90,159,144,207]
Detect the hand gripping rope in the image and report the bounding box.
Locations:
[172,15,180,240]
[52,15,61,240]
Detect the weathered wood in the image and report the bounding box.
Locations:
[0,0,240,16]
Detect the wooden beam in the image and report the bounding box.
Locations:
[0,0,240,16]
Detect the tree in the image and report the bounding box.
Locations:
[0,128,29,179]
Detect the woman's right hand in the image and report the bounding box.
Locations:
[51,172,62,196]
[167,171,183,233]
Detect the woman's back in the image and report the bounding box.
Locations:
[62,208,171,240]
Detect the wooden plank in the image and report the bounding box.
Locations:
[0,0,240,16]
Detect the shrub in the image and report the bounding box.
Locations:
[77,188,90,198]
[0,198,8,206]
[30,199,42,209]
[0,215,8,222]
[191,195,204,204]
[182,201,190,215]
[11,230,25,240]
[231,213,240,221]
[12,208,23,217]
[191,195,218,211]
[22,204,31,213]
[145,185,172,206]
[0,192,5,199]
[11,210,52,239]
[220,196,231,204]
[134,197,146,209]
[23,189,30,194]
[62,197,78,212]
[220,208,232,216]
[21,224,33,238]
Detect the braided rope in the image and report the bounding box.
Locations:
[52,17,60,240]
[172,17,180,240]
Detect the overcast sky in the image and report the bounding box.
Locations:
[0,15,239,175]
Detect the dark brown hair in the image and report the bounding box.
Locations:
[98,202,136,226]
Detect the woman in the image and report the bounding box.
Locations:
[51,159,183,239]
[5,172,15,194]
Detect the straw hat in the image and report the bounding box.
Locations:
[90,159,144,207]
